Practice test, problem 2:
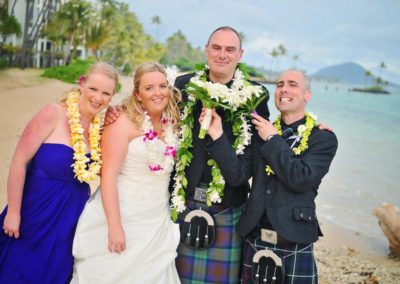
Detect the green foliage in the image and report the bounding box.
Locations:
[246,65,264,77]
[162,30,204,71]
[0,58,7,69]
[0,5,22,39]
[41,59,94,83]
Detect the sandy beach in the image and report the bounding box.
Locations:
[0,68,399,283]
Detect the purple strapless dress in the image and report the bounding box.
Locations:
[0,143,90,284]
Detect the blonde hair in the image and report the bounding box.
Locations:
[121,62,181,131]
[59,62,119,104]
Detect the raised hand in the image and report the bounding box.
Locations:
[199,108,223,140]
[251,113,278,141]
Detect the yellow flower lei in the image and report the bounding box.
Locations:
[66,90,103,183]
[265,112,317,175]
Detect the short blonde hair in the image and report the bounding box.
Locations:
[59,62,119,103]
[121,62,181,131]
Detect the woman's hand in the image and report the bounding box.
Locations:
[3,212,21,239]
[199,108,223,140]
[108,224,126,254]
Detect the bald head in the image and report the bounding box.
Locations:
[278,69,310,90]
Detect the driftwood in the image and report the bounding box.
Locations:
[373,204,400,256]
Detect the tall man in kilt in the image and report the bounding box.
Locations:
[239,69,338,283]
[172,26,269,283]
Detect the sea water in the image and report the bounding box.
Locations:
[264,81,400,255]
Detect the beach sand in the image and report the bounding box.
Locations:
[0,68,399,283]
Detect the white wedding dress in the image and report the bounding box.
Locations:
[71,137,180,284]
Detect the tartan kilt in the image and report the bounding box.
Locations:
[176,201,242,284]
[242,235,318,284]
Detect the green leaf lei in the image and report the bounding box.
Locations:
[265,112,317,176]
[171,63,269,220]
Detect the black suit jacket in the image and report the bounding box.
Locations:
[174,72,270,208]
[237,125,338,244]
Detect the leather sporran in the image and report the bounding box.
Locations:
[180,209,216,250]
[251,249,285,284]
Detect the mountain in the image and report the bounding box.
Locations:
[310,62,374,85]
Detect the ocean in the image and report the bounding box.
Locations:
[264,81,400,255]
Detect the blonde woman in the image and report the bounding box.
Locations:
[72,62,181,283]
[0,62,118,283]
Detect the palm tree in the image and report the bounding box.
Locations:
[44,0,93,65]
[379,61,386,83]
[151,15,161,41]
[292,54,299,69]
[238,31,246,44]
[364,70,372,87]
[269,48,279,72]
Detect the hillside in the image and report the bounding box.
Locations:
[310,62,374,85]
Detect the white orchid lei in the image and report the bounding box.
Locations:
[170,63,268,220]
[265,112,318,176]
[66,90,103,183]
[142,112,179,175]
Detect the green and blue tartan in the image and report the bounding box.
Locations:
[242,235,318,284]
[176,201,242,284]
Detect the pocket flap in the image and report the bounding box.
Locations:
[293,207,315,222]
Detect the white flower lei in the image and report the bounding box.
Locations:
[142,112,179,175]
[66,90,103,183]
[170,64,266,220]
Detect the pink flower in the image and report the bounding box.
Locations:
[79,75,86,85]
[162,118,168,125]
[143,130,158,141]
[149,164,162,171]
[165,146,177,158]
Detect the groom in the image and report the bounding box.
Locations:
[172,26,269,283]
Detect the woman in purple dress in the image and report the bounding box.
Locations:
[0,62,118,284]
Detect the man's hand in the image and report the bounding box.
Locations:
[251,113,278,141]
[104,105,123,126]
[199,108,223,140]
[3,212,21,239]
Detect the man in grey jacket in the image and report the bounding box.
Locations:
[239,69,338,284]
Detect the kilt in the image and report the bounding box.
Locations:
[176,200,242,284]
[242,235,318,284]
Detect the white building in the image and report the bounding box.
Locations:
[2,0,85,67]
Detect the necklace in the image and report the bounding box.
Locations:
[265,112,317,175]
[66,90,103,183]
[142,112,179,175]
[171,63,268,220]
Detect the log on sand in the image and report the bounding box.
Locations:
[373,204,400,256]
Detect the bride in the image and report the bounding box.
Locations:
[71,62,181,283]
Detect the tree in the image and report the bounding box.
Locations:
[100,3,165,69]
[292,54,299,69]
[379,61,386,83]
[364,70,372,87]
[151,15,161,42]
[44,0,93,65]
[0,4,22,46]
[268,48,279,72]
[161,30,204,71]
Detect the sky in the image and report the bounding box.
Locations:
[126,0,400,84]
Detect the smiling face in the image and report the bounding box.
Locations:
[205,29,243,83]
[275,70,311,118]
[79,73,115,116]
[135,71,169,116]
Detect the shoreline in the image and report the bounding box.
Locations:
[0,68,399,283]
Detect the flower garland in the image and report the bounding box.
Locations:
[170,63,268,220]
[142,112,179,175]
[265,112,317,176]
[66,90,103,183]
